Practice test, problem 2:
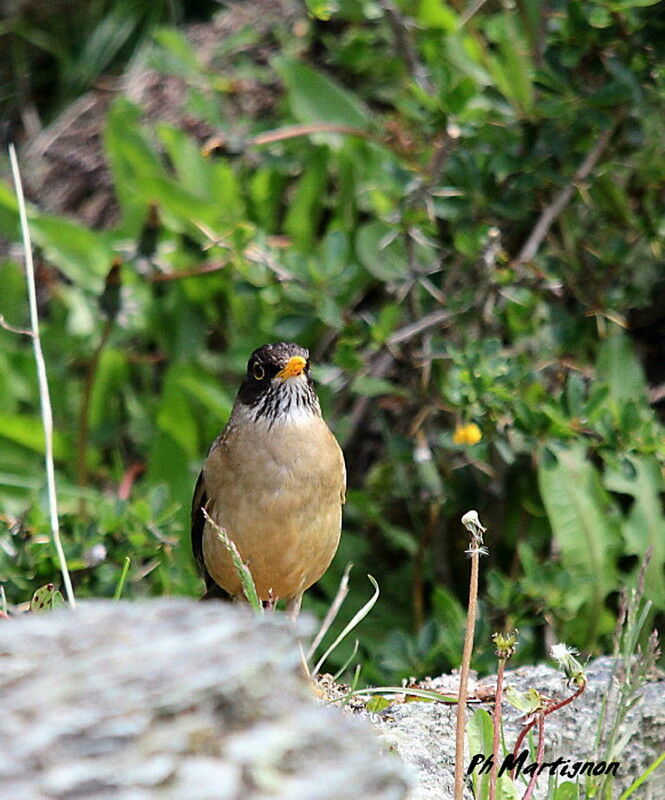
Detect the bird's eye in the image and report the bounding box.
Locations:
[253,363,265,380]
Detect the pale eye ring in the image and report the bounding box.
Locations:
[253,363,265,380]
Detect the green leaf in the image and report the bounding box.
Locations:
[154,365,200,460]
[604,455,665,608]
[552,781,580,800]
[356,222,408,281]
[89,349,129,432]
[538,443,621,631]
[351,375,406,398]
[0,181,20,239]
[504,686,542,713]
[484,15,535,117]
[365,694,391,713]
[104,98,165,217]
[418,0,458,31]
[30,583,65,612]
[151,27,205,81]
[274,57,374,130]
[596,331,648,409]
[284,149,329,250]
[29,216,112,292]
[306,0,339,20]
[0,414,69,459]
[467,709,494,799]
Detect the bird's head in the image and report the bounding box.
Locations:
[236,342,320,425]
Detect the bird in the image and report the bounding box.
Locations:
[191,342,346,618]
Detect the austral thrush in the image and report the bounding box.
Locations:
[191,343,346,617]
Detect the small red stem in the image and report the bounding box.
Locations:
[511,681,586,779]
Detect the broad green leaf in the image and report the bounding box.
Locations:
[538,443,621,626]
[418,0,458,31]
[356,222,407,281]
[467,709,494,799]
[0,181,20,239]
[0,414,69,459]
[89,348,129,431]
[365,694,391,713]
[504,686,542,713]
[604,455,665,608]
[284,149,329,250]
[157,124,214,197]
[177,371,233,422]
[274,57,374,130]
[597,331,648,408]
[151,26,205,81]
[351,375,406,398]
[552,781,580,800]
[154,365,200,460]
[483,15,534,117]
[134,175,220,230]
[104,98,165,216]
[29,216,112,292]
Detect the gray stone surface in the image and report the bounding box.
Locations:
[363,657,665,800]
[0,600,409,800]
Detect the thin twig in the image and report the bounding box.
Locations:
[388,307,456,345]
[0,314,33,336]
[251,123,379,147]
[459,0,491,27]
[9,143,75,609]
[307,562,353,662]
[147,260,230,283]
[380,0,433,93]
[513,120,620,265]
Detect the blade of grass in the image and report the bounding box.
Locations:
[312,574,379,677]
[333,639,359,681]
[347,685,460,703]
[307,561,352,661]
[8,143,75,609]
[202,508,261,612]
[113,556,131,600]
[619,751,665,800]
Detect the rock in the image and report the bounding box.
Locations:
[361,657,665,800]
[0,599,409,800]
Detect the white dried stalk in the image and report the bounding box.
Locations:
[8,144,75,608]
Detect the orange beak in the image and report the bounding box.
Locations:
[276,355,307,380]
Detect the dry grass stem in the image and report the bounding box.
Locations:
[454,510,487,800]
[8,143,75,609]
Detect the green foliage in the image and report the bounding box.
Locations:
[0,0,196,125]
[0,0,663,684]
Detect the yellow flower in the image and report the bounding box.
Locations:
[453,423,482,446]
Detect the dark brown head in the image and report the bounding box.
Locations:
[236,342,320,424]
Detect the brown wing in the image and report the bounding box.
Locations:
[191,470,228,600]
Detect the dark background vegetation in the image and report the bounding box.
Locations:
[0,0,663,684]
